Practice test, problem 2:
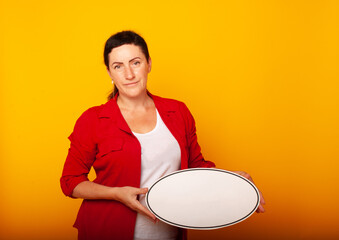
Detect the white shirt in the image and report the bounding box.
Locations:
[133,109,181,240]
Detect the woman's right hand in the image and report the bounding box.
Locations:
[115,186,157,222]
[72,181,157,222]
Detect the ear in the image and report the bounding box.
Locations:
[148,57,152,73]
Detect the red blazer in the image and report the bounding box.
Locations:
[60,93,215,240]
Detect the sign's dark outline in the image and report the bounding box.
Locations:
[146,168,260,230]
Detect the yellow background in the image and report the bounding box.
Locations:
[1,0,338,239]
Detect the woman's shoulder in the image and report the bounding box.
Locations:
[73,103,108,126]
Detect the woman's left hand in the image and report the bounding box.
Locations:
[232,171,266,213]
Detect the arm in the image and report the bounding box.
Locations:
[72,181,156,221]
[60,108,156,221]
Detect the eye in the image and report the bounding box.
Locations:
[133,61,140,66]
[113,65,121,70]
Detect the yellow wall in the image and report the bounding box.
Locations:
[1,1,338,239]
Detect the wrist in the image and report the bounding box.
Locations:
[109,186,122,201]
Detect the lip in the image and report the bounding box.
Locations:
[124,81,139,86]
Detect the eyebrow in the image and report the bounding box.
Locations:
[111,57,141,67]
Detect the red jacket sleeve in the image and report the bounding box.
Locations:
[60,107,98,197]
[180,103,216,168]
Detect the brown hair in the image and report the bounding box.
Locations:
[104,30,150,100]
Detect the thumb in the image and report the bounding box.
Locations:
[137,187,148,195]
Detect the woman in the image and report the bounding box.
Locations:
[60,31,265,240]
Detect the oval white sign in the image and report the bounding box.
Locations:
[146,168,260,229]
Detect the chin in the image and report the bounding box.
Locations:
[122,88,146,98]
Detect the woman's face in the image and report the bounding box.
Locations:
[107,44,151,99]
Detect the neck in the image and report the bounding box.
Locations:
[117,91,152,111]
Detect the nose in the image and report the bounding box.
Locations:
[124,65,135,80]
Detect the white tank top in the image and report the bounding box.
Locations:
[133,109,181,240]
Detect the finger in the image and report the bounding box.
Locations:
[235,171,265,204]
[133,200,157,221]
[244,173,254,183]
[232,171,265,211]
[234,171,266,210]
[233,171,253,182]
[135,187,148,195]
[259,191,266,205]
[256,204,265,213]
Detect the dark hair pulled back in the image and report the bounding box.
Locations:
[104,30,150,100]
